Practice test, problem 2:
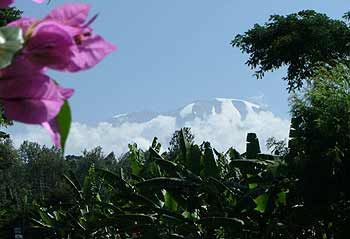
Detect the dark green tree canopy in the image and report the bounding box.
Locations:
[232,10,350,91]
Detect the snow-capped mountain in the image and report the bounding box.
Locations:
[10,98,290,156]
[106,98,289,154]
[111,98,263,127]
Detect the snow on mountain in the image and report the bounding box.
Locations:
[110,98,262,126]
[105,98,289,154]
[109,98,261,128]
[9,98,290,156]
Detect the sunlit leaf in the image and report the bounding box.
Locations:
[253,193,269,213]
[0,26,23,69]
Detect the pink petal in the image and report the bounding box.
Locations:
[67,34,116,72]
[25,21,74,70]
[32,0,45,3]
[59,87,74,99]
[8,17,37,35]
[42,119,61,148]
[45,3,90,26]
[0,55,44,78]
[0,0,13,8]
[0,75,73,124]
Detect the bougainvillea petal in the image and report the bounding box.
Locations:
[0,74,74,124]
[42,119,61,147]
[67,34,116,72]
[45,3,91,26]
[24,21,75,70]
[42,99,72,149]
[0,55,44,77]
[0,0,13,8]
[8,17,37,36]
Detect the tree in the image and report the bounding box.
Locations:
[0,138,27,238]
[289,63,350,237]
[18,141,69,204]
[232,10,350,91]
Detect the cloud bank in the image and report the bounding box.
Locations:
[8,99,290,156]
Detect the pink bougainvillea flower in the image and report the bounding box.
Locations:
[10,3,115,72]
[0,71,73,124]
[44,3,116,72]
[0,58,73,148]
[0,57,74,147]
[41,86,73,147]
[23,21,76,70]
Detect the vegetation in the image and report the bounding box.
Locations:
[232,10,350,91]
[0,7,22,27]
[1,7,350,239]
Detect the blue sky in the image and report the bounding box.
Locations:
[15,0,348,124]
[8,0,349,154]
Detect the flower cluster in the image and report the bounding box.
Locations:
[0,3,115,148]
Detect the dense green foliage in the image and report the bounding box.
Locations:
[232,10,350,91]
[287,64,350,237]
[0,140,120,238]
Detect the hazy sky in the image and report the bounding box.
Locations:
[15,0,348,123]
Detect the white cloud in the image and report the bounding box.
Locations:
[8,101,290,157]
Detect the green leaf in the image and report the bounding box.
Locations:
[249,183,258,189]
[276,191,287,206]
[57,100,71,151]
[136,177,197,191]
[253,193,269,213]
[188,144,201,175]
[0,26,23,69]
[245,133,261,158]
[164,191,178,211]
[202,142,220,178]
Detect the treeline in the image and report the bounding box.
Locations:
[0,139,122,236]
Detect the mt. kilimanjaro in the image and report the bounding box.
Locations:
[110,98,289,153]
[112,98,262,126]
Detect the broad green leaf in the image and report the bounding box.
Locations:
[164,191,178,211]
[249,183,258,189]
[136,177,198,195]
[57,100,71,151]
[253,193,269,213]
[128,143,143,175]
[202,142,220,178]
[0,26,23,69]
[276,191,287,206]
[188,144,201,175]
[245,133,261,158]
